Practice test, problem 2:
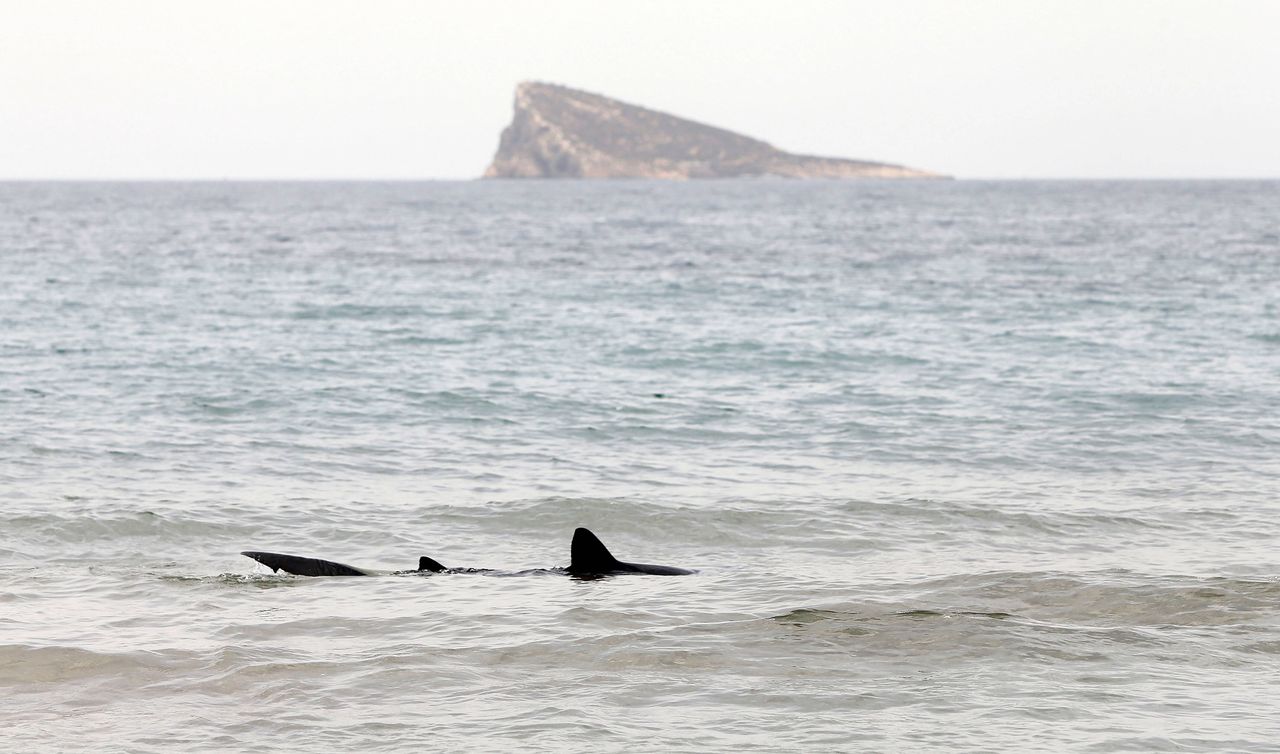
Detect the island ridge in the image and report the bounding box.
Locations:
[484,82,946,180]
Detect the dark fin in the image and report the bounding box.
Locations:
[569,527,625,574]
[417,556,447,573]
[241,551,368,577]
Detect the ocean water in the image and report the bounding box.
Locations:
[2,179,1279,752]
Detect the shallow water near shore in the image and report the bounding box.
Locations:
[3,180,1280,751]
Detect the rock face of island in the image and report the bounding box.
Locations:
[484,82,944,180]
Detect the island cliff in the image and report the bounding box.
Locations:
[484,82,944,180]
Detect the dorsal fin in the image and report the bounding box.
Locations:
[569,527,622,574]
[417,556,447,573]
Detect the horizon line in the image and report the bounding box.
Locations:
[2,176,1279,183]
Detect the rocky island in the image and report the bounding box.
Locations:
[484,82,944,180]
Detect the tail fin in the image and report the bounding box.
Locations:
[242,551,369,577]
[568,528,622,574]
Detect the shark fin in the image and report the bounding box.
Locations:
[417,556,447,573]
[569,527,625,574]
[241,551,369,577]
[567,528,695,576]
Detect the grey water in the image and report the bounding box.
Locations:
[2,180,1279,752]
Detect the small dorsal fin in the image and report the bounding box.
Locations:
[569,527,622,574]
[417,556,447,573]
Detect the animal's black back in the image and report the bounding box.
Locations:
[241,551,368,577]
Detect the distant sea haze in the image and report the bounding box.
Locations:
[2,180,1279,752]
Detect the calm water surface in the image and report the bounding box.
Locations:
[2,180,1279,751]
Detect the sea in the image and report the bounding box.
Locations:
[2,179,1279,752]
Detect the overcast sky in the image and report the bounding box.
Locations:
[3,0,1278,179]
